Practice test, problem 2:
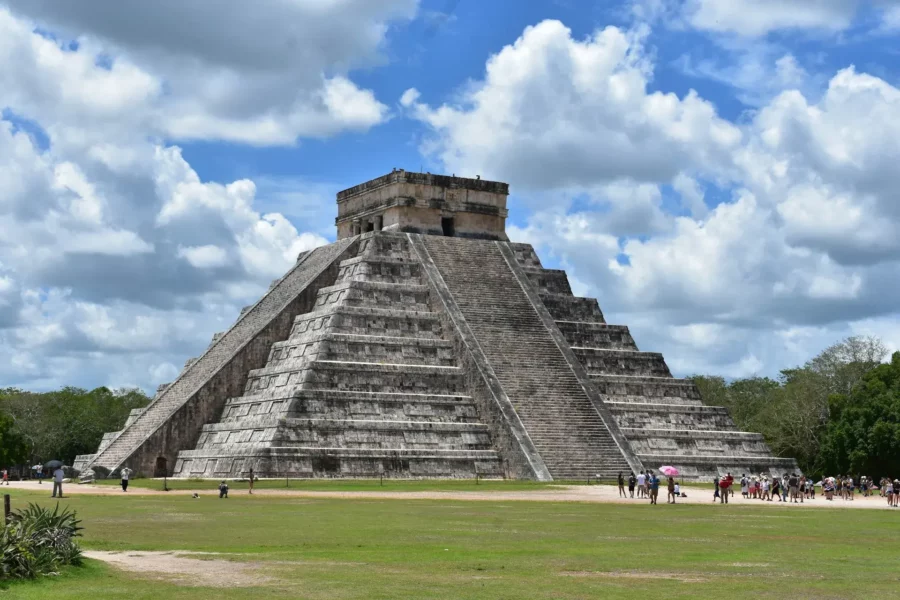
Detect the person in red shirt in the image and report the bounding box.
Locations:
[719,473,733,504]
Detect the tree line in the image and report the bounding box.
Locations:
[691,336,900,479]
[0,387,151,468]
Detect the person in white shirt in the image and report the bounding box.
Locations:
[121,467,133,492]
[52,467,64,498]
[636,472,646,498]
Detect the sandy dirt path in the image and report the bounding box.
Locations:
[5,480,896,510]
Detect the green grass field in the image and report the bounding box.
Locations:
[3,486,899,599]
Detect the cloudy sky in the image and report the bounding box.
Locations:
[1,0,899,392]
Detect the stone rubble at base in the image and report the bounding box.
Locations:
[75,172,799,482]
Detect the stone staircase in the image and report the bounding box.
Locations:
[172,233,504,479]
[422,236,633,480]
[508,243,800,480]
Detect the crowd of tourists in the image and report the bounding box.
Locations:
[737,473,810,503]
[618,471,685,504]
[618,470,900,507]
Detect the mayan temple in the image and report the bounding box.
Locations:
[76,171,799,481]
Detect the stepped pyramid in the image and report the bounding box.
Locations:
[77,171,798,481]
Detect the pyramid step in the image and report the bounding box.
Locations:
[312,280,432,312]
[194,417,493,452]
[290,305,444,340]
[336,255,424,284]
[592,376,704,405]
[296,361,467,396]
[608,402,737,431]
[556,321,639,351]
[219,389,479,423]
[507,242,543,268]
[265,332,456,370]
[521,267,572,295]
[539,293,605,323]
[576,348,672,378]
[173,447,504,479]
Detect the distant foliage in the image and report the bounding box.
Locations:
[819,352,900,476]
[0,387,151,466]
[0,411,28,468]
[691,336,889,477]
[0,503,82,580]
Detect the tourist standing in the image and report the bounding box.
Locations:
[649,473,659,505]
[618,471,626,498]
[628,472,636,498]
[771,475,781,501]
[248,467,255,495]
[713,477,720,502]
[637,471,646,498]
[1,469,8,486]
[740,474,748,498]
[719,474,733,504]
[219,480,229,499]
[667,476,676,504]
[120,467,132,492]
[36,465,43,484]
[51,466,64,498]
[788,474,799,503]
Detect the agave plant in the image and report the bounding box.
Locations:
[1,503,82,580]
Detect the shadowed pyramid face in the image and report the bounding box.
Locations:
[335,171,510,241]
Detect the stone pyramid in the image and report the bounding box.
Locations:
[77,171,798,481]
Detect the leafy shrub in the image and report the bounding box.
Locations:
[0,503,82,580]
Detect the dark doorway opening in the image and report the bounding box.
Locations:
[441,217,455,237]
[154,456,168,477]
[365,220,374,233]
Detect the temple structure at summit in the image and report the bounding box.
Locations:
[75,170,799,481]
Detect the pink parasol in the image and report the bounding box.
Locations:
[659,466,679,477]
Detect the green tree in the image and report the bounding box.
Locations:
[0,387,150,464]
[690,336,889,476]
[0,410,29,467]
[805,335,888,397]
[819,352,900,477]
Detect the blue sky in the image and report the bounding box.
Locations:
[1,0,899,392]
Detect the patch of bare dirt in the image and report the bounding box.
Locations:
[559,570,709,583]
[84,551,277,587]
